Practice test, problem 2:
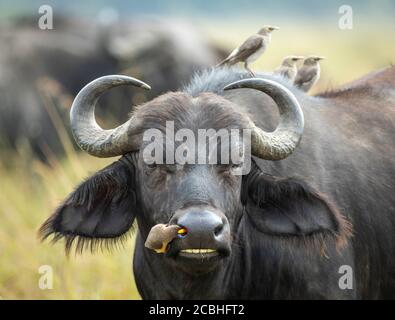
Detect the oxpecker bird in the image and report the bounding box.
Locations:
[145,224,186,253]
[216,26,279,76]
[273,56,304,82]
[294,56,325,92]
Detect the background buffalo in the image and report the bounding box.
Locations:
[0,16,225,160]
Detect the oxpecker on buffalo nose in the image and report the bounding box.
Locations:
[145,224,182,253]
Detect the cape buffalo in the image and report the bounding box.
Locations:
[40,66,395,299]
[0,17,223,160]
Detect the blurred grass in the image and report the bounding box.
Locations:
[0,144,141,299]
[204,22,395,93]
[0,89,141,300]
[0,20,394,299]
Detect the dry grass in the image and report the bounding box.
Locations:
[0,152,141,299]
[0,89,141,300]
[0,21,394,299]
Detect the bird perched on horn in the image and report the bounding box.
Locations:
[273,56,304,82]
[216,26,279,76]
[294,56,325,92]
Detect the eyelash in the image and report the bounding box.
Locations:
[218,163,242,172]
[146,163,242,174]
[147,163,157,169]
[146,163,177,174]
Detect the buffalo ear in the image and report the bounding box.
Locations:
[241,161,352,248]
[39,155,139,254]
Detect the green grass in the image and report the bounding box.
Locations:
[0,21,394,299]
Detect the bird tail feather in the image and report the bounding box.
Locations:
[216,58,231,68]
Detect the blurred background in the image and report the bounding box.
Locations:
[0,0,394,299]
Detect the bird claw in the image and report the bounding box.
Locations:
[244,66,256,77]
[154,242,168,254]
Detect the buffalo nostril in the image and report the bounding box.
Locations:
[214,224,224,236]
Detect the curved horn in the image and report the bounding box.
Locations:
[224,78,304,160]
[70,75,151,157]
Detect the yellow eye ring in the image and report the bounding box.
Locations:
[177,227,188,238]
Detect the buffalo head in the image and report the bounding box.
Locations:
[40,74,349,276]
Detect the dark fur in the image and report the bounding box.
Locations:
[40,157,139,255]
[241,160,352,251]
[40,66,395,299]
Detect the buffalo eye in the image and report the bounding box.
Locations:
[217,163,242,174]
[145,162,177,174]
[161,164,177,173]
[146,162,157,170]
[144,162,159,176]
